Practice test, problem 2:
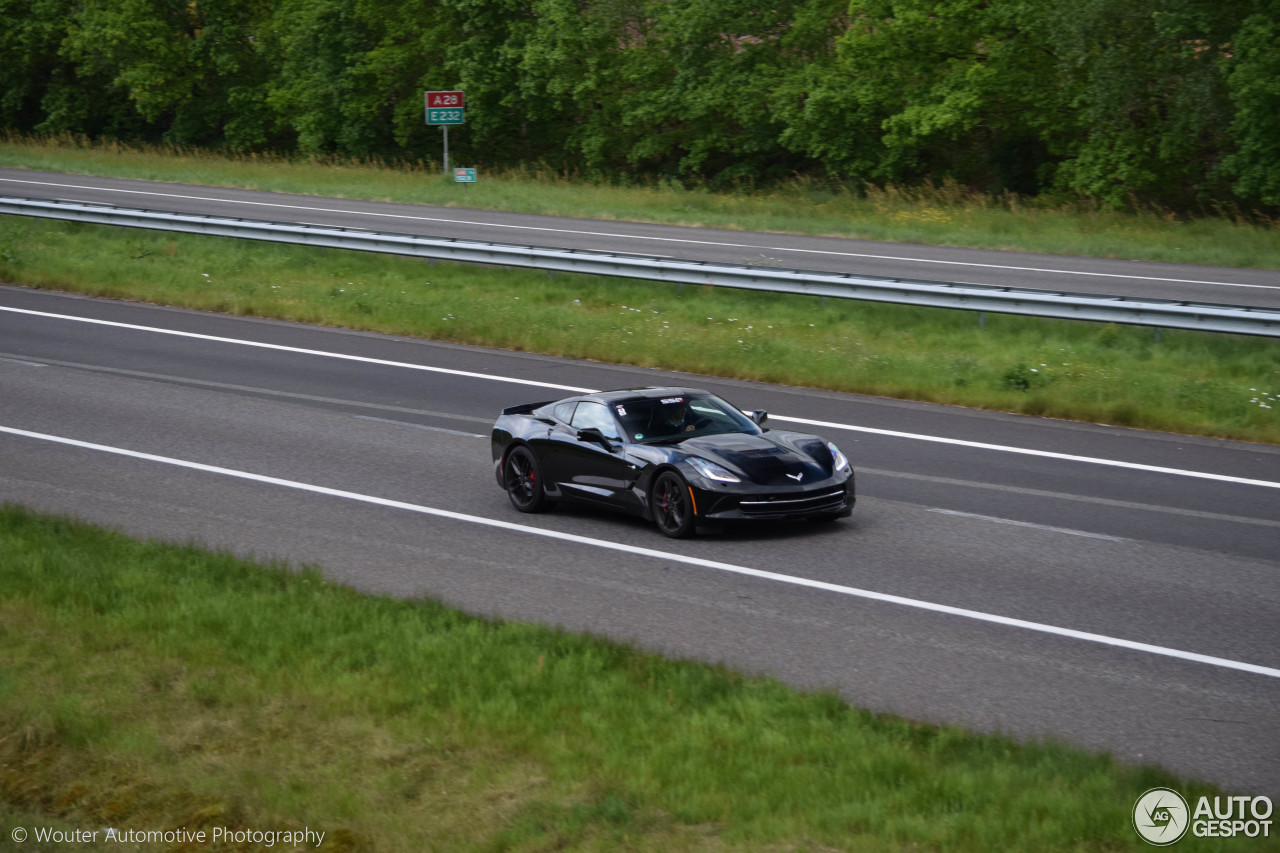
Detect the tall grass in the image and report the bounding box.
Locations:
[4,132,1280,269]
[0,505,1232,851]
[2,217,1277,442]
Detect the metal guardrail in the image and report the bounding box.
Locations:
[4,195,1278,337]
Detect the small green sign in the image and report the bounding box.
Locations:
[427,108,464,125]
[454,168,477,183]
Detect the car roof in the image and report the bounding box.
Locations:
[578,387,708,404]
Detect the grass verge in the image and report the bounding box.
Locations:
[3,133,1280,270]
[0,504,1236,851]
[2,216,1278,443]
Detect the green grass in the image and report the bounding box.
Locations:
[0,504,1246,851]
[4,132,1280,269]
[3,216,1278,443]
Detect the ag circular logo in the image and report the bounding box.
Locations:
[1134,787,1190,845]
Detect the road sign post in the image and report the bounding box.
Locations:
[426,91,465,175]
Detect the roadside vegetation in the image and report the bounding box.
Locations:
[4,134,1280,270]
[0,504,1235,851]
[2,215,1277,444]
[4,1,1279,214]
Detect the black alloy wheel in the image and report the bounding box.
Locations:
[504,446,550,512]
[652,471,696,538]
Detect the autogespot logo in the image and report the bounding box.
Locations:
[1134,788,1191,846]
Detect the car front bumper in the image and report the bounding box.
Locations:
[693,481,854,521]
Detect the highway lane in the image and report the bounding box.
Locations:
[4,167,1280,309]
[1,285,1278,796]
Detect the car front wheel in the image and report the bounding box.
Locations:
[652,471,696,538]
[503,446,551,513]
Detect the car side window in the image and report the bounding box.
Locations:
[571,401,622,441]
[688,399,728,428]
[553,402,576,424]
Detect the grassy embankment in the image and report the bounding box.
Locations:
[0,504,1237,852]
[4,133,1280,269]
[2,213,1277,443]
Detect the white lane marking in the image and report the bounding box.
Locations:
[2,423,1276,680]
[0,355,46,366]
[0,306,591,394]
[355,415,485,438]
[770,414,1280,489]
[928,508,1125,541]
[5,305,1278,490]
[4,177,1276,291]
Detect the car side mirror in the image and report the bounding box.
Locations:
[576,427,616,449]
[750,409,768,426]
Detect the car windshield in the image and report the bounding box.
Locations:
[609,394,760,444]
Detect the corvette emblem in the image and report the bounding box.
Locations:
[786,472,803,482]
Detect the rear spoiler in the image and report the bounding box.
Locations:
[502,400,555,416]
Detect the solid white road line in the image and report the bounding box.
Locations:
[0,305,592,393]
[769,413,1280,490]
[2,423,1276,680]
[4,176,1276,291]
[6,304,1279,489]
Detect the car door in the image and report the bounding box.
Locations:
[535,401,582,491]
[553,401,634,507]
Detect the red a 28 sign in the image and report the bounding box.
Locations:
[426,91,464,109]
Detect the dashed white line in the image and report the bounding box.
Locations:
[928,508,1125,541]
[2,423,1276,680]
[5,304,1278,490]
[355,415,485,438]
[862,467,1280,528]
[4,177,1276,290]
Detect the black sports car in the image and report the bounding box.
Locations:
[491,387,854,537]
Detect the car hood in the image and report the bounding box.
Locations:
[678,432,833,486]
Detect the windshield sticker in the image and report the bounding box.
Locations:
[615,405,627,416]
[635,433,644,440]
[660,397,683,404]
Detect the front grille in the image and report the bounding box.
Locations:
[737,487,846,516]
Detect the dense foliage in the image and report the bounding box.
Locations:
[3,0,1277,208]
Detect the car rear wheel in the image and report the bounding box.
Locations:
[504,446,551,513]
[652,471,696,538]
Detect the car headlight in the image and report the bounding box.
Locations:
[827,442,850,473]
[687,456,741,483]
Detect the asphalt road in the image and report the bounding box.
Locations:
[4,168,1280,310]
[1,284,1277,798]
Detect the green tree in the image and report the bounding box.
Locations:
[0,0,74,130]
[438,0,562,165]
[1219,8,1280,205]
[59,0,276,148]
[266,0,382,154]
[520,0,837,183]
[1045,0,1238,207]
[789,0,1065,191]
